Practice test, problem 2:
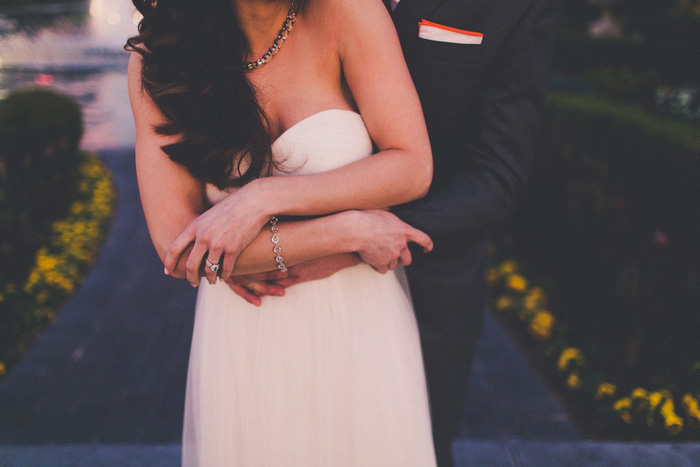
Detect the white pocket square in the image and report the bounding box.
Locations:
[418,19,483,45]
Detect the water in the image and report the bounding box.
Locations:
[0,0,139,150]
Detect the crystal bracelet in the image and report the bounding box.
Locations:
[269,216,288,272]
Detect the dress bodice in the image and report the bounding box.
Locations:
[206,109,372,204]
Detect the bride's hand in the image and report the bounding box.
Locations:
[163,181,271,286]
[351,210,433,273]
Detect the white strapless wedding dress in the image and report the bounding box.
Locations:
[182,109,436,466]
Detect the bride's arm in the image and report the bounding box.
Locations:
[165,0,432,282]
[129,54,430,286]
[255,0,433,215]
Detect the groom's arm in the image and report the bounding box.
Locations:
[229,0,560,301]
[392,0,560,243]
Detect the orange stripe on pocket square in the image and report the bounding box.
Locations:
[418,19,483,44]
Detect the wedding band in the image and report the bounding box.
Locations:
[205,258,220,273]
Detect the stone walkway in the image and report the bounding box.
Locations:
[0,149,699,466]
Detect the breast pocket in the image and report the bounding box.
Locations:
[415,36,484,64]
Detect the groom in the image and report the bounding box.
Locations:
[232,0,559,465]
[383,0,560,465]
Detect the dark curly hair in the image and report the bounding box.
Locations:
[125,0,301,189]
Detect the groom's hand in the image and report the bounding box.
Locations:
[275,253,362,287]
[227,254,362,305]
[224,270,288,306]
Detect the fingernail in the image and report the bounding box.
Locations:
[164,267,169,275]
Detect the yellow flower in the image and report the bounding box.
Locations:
[557,347,584,372]
[682,393,698,410]
[524,287,547,309]
[659,399,684,434]
[566,372,581,389]
[495,296,513,311]
[630,388,650,409]
[506,274,528,293]
[37,254,58,271]
[499,260,517,275]
[614,398,631,411]
[664,414,684,435]
[614,397,633,424]
[660,399,675,417]
[0,362,5,377]
[596,382,617,400]
[528,311,554,341]
[80,158,102,178]
[682,393,700,427]
[648,392,664,410]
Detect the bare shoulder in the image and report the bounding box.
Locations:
[309,0,387,19]
[305,0,395,59]
[304,0,393,40]
[127,53,144,92]
[127,54,147,112]
[126,52,170,128]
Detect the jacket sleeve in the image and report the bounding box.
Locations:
[392,0,561,245]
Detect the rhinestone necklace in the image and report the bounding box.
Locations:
[243,0,296,71]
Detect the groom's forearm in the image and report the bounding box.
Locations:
[391,164,519,243]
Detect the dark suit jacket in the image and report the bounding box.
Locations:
[389,0,560,362]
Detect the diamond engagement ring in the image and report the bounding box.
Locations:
[205,258,220,273]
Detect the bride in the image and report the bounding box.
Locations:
[127,0,437,464]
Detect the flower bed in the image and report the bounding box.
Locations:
[0,153,114,379]
[488,93,700,439]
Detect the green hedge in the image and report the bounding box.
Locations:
[491,93,700,439]
[0,90,114,378]
[0,89,83,288]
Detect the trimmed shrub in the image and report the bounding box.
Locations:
[491,93,700,439]
[0,89,83,290]
[0,89,114,378]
